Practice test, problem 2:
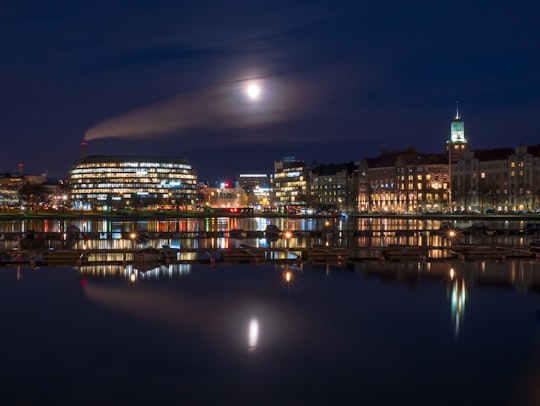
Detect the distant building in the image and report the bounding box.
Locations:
[237,173,269,191]
[0,169,67,209]
[444,106,540,212]
[359,147,449,213]
[452,144,540,212]
[69,155,197,210]
[271,157,308,209]
[237,173,270,207]
[0,173,22,207]
[308,162,359,214]
[199,183,247,209]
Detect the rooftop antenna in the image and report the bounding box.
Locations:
[455,100,460,120]
[81,140,88,160]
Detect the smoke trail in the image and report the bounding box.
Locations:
[84,77,311,142]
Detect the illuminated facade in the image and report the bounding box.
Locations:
[452,145,540,212]
[308,162,359,214]
[238,173,270,207]
[444,107,540,212]
[69,156,197,210]
[446,105,469,163]
[271,157,308,208]
[446,107,469,209]
[358,148,450,213]
[0,175,22,207]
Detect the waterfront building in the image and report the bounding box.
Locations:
[271,157,308,210]
[0,174,22,207]
[308,162,359,214]
[445,106,470,211]
[452,144,540,212]
[237,173,270,207]
[199,183,247,209]
[358,148,450,213]
[444,107,540,212]
[69,155,197,211]
[237,173,269,191]
[0,168,68,210]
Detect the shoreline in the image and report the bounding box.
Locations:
[0,211,539,222]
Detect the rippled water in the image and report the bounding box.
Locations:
[3,260,540,405]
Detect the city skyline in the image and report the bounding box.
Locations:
[2,1,539,181]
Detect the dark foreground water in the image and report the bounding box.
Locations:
[2,260,540,405]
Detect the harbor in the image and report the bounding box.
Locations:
[2,218,539,268]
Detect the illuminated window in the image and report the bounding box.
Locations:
[480,172,485,178]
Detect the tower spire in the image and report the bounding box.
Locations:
[455,100,460,120]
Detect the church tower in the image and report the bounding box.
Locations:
[446,102,468,163]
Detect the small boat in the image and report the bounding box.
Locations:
[42,250,87,265]
[159,245,177,261]
[264,225,281,240]
[133,247,161,262]
[66,225,81,240]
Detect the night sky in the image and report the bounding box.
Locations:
[2,1,539,182]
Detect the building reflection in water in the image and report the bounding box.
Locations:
[78,262,191,280]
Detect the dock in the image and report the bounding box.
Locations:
[1,242,537,268]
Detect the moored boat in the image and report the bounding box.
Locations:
[133,247,161,262]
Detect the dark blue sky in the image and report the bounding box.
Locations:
[2,0,539,182]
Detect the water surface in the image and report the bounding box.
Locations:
[2,260,540,405]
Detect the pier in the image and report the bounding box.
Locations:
[1,243,537,269]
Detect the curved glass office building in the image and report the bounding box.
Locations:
[69,156,198,210]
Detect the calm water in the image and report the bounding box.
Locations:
[3,259,540,405]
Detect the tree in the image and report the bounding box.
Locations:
[18,184,47,210]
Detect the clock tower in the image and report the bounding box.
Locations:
[446,103,468,163]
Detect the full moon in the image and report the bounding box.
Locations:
[246,84,261,100]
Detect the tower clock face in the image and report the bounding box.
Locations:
[452,130,463,142]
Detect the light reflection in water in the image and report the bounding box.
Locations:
[248,318,259,352]
[450,276,466,338]
[283,269,292,283]
[0,217,537,257]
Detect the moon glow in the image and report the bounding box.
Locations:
[246,83,261,100]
